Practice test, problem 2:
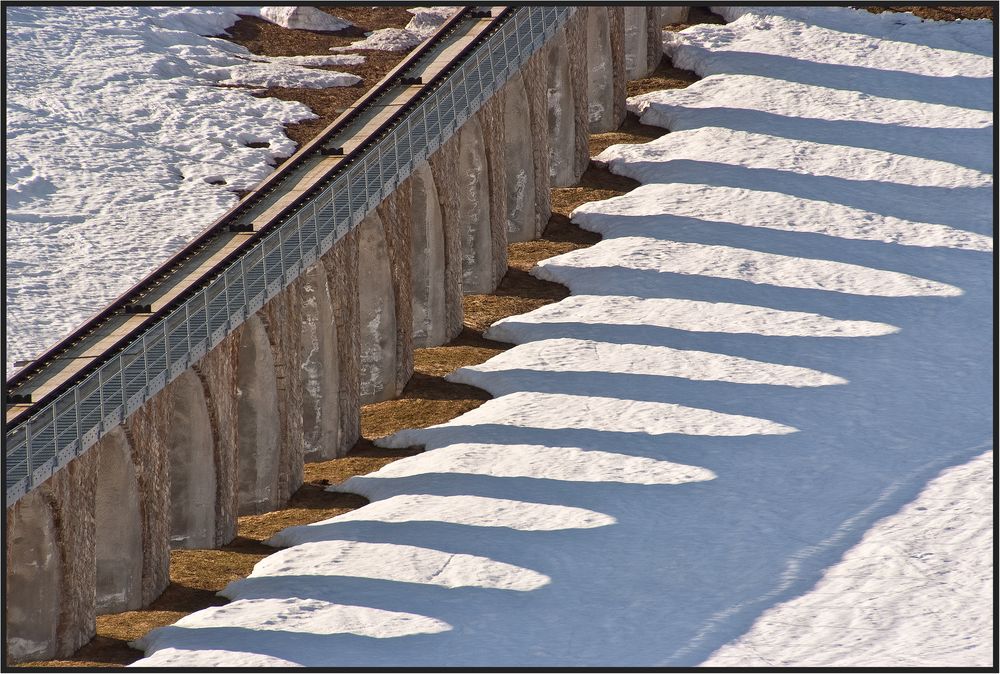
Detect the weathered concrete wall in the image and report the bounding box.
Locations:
[322,228,362,455]
[546,26,577,187]
[427,132,466,338]
[5,444,98,661]
[5,490,64,661]
[94,427,143,614]
[191,335,239,546]
[609,8,628,130]
[121,402,171,606]
[623,7,649,80]
[453,115,495,293]
[520,45,552,238]
[357,212,399,404]
[300,263,341,461]
[646,7,663,74]
[236,313,281,515]
[586,7,616,133]
[165,369,217,549]
[565,9,590,180]
[501,72,537,243]
[408,161,448,347]
[259,278,305,505]
[478,88,509,291]
[376,182,415,395]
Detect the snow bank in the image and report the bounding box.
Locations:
[131,6,993,668]
[258,7,351,33]
[331,7,457,52]
[5,7,360,376]
[213,61,359,89]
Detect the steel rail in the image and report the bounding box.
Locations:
[5,6,576,506]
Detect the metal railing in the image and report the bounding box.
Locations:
[5,6,576,506]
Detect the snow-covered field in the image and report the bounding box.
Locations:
[131,6,993,668]
[4,6,365,378]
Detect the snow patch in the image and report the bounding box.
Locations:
[331,7,457,52]
[258,7,352,33]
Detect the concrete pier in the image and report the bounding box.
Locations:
[165,370,216,549]
[624,7,649,80]
[408,161,448,346]
[357,212,399,404]
[586,7,616,133]
[546,27,578,187]
[94,428,143,614]
[428,127,468,340]
[454,115,495,292]
[5,444,99,662]
[375,181,416,397]
[609,8,628,129]
[236,314,281,515]
[300,263,341,461]
[502,72,537,242]
[5,490,64,661]
[520,46,552,238]
[645,7,663,75]
[564,9,591,181]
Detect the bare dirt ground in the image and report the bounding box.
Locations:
[27,3,991,667]
[857,5,993,21]
[220,7,415,151]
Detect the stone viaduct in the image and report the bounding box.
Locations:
[4,6,682,663]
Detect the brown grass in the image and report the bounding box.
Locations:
[857,5,993,21]
[219,9,416,151]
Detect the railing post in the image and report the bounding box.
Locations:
[50,404,58,461]
[74,385,83,455]
[185,301,193,363]
[119,356,127,413]
[142,335,150,389]
[24,421,33,489]
[97,364,106,424]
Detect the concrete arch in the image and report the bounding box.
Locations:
[236,313,281,515]
[165,369,216,549]
[546,27,577,187]
[409,161,448,347]
[624,7,650,80]
[455,115,494,294]
[4,490,62,661]
[301,262,341,461]
[502,72,538,244]
[358,211,398,404]
[94,426,143,614]
[586,7,616,133]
